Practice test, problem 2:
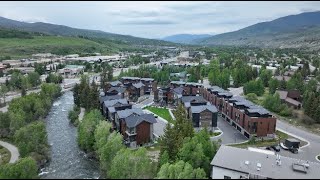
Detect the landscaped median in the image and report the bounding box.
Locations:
[0,145,11,165]
[229,130,307,149]
[143,106,174,124]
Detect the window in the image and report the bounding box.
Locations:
[224,175,231,179]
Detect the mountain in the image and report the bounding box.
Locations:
[162,34,212,44]
[194,11,320,50]
[0,16,175,47]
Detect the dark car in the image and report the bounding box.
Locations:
[265,146,272,150]
[289,147,298,154]
[271,144,281,152]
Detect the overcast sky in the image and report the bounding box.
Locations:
[1,1,320,39]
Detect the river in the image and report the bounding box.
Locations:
[40,91,100,179]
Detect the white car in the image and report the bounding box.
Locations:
[280,142,289,150]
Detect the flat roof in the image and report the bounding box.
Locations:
[211,145,320,179]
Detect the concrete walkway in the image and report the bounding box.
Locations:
[0,140,19,163]
[78,108,85,122]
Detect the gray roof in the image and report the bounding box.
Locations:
[246,108,270,115]
[103,99,128,107]
[180,96,206,103]
[185,82,203,86]
[170,81,186,85]
[140,78,154,81]
[107,106,116,113]
[172,87,185,95]
[191,105,218,113]
[217,92,233,97]
[211,145,320,179]
[285,97,302,106]
[230,96,271,115]
[132,82,145,88]
[107,86,126,94]
[116,108,144,119]
[276,90,288,100]
[125,114,157,128]
[209,86,226,93]
[121,77,140,80]
[99,95,122,104]
[110,80,122,86]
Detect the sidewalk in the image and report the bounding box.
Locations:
[0,140,20,163]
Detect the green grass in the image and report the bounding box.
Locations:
[144,106,174,124]
[0,145,11,165]
[0,36,120,59]
[146,143,161,152]
[209,131,222,136]
[230,130,290,149]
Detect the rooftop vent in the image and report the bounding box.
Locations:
[292,163,307,174]
[245,161,250,165]
[257,163,261,171]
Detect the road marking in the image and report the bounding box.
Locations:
[276,128,310,149]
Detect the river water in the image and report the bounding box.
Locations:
[40,91,100,179]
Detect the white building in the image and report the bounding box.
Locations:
[210,145,320,179]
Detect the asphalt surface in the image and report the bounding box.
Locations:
[276,119,320,163]
[215,116,248,144]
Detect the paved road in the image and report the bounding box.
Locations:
[214,116,248,144]
[0,140,19,163]
[276,119,320,162]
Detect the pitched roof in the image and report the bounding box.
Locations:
[170,81,186,85]
[116,108,144,119]
[285,97,302,106]
[103,99,128,107]
[172,87,185,95]
[125,114,157,128]
[99,95,122,104]
[109,80,122,86]
[132,82,145,88]
[276,90,288,100]
[191,105,218,113]
[107,86,126,94]
[140,78,154,81]
[211,145,320,179]
[121,77,140,80]
[180,96,206,103]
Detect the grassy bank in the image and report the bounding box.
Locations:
[230,130,307,149]
[0,36,118,59]
[144,106,174,124]
[0,145,11,165]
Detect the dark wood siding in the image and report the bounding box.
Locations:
[136,121,151,145]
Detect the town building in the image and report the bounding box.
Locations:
[115,108,156,148]
[58,65,84,78]
[201,86,277,138]
[276,90,302,109]
[210,145,320,179]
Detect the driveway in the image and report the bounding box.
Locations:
[215,116,248,144]
[0,140,19,163]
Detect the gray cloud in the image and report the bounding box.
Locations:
[120,19,177,25]
[0,1,320,39]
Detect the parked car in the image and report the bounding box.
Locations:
[289,147,298,154]
[271,144,281,152]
